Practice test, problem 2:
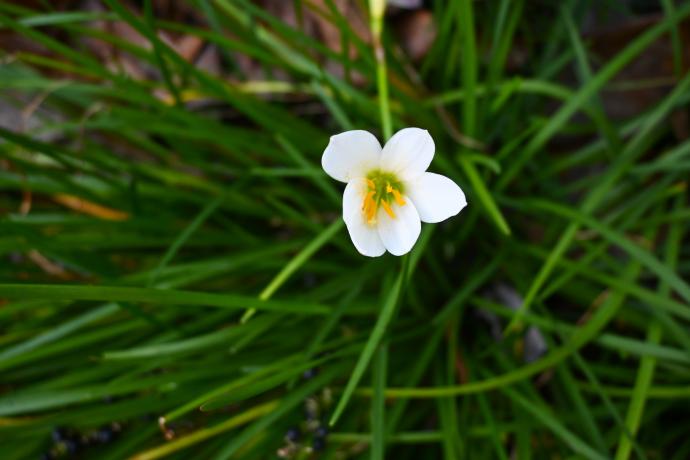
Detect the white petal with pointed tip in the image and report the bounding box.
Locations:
[407,172,467,223]
[342,179,386,257]
[376,199,421,256]
[380,128,434,180]
[322,130,382,183]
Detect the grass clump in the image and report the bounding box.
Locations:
[1,1,689,459]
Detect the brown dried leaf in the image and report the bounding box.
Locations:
[53,194,129,221]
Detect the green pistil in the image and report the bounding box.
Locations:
[366,169,404,204]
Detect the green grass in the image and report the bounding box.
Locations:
[1,1,689,459]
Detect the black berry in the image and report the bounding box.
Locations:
[63,439,78,454]
[51,428,65,443]
[313,437,326,451]
[96,428,114,443]
[285,427,300,442]
[302,368,318,379]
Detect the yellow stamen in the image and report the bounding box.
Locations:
[362,190,377,223]
[361,190,375,210]
[391,188,406,206]
[381,200,396,219]
[365,200,377,223]
[362,173,406,224]
[366,209,376,223]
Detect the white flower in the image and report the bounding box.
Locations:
[322,128,467,257]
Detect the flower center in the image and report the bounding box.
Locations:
[362,170,406,224]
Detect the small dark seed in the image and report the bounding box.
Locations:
[64,439,78,454]
[313,437,326,451]
[51,428,65,442]
[96,428,114,443]
[285,427,300,442]
[302,368,318,380]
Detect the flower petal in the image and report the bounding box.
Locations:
[380,128,434,180]
[406,172,467,223]
[377,198,421,256]
[322,130,382,183]
[343,179,386,257]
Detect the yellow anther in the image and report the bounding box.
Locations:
[391,188,406,206]
[381,200,396,219]
[363,173,404,223]
[365,199,377,223]
[362,190,375,210]
[362,190,377,223]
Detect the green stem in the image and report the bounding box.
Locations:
[148,196,223,287]
[241,219,344,322]
[503,66,690,334]
[132,401,278,460]
[330,255,408,425]
[615,198,683,459]
[371,345,388,459]
[359,259,640,398]
[369,0,392,139]
[457,0,511,236]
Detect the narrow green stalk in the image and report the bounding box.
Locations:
[0,284,330,315]
[240,219,343,322]
[459,155,511,235]
[359,260,641,398]
[149,196,223,287]
[661,0,683,77]
[367,4,392,452]
[497,2,690,188]
[440,315,462,459]
[504,68,690,334]
[369,0,392,139]
[503,387,608,460]
[330,431,443,443]
[615,200,683,459]
[131,401,278,460]
[371,345,388,460]
[330,256,408,426]
[561,5,621,154]
[458,0,477,137]
[0,303,119,364]
[614,322,661,460]
[457,0,511,235]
